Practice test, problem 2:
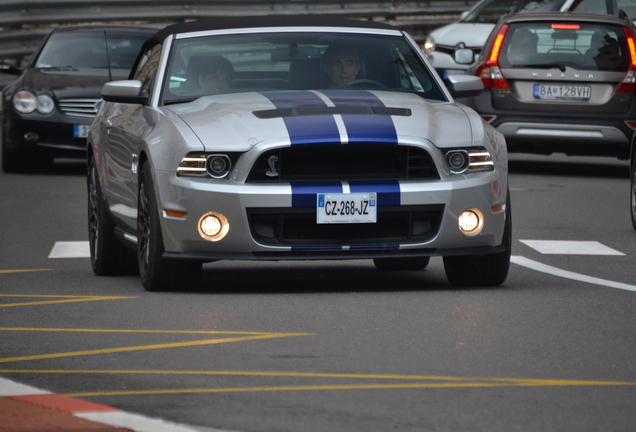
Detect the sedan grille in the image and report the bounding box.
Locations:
[247,144,439,182]
[59,98,102,118]
[247,204,444,247]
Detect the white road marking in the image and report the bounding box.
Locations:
[519,240,624,256]
[511,256,636,292]
[48,241,90,258]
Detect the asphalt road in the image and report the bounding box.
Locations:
[1,152,635,432]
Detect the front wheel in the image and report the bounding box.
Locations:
[443,193,512,287]
[137,163,201,291]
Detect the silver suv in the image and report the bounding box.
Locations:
[462,11,636,159]
[429,0,623,78]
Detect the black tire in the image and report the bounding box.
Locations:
[137,163,201,291]
[631,151,636,231]
[443,192,512,287]
[88,156,136,275]
[373,256,430,271]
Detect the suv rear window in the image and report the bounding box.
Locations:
[498,22,631,72]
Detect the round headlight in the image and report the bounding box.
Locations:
[423,36,436,56]
[207,155,231,178]
[36,95,55,114]
[13,90,37,114]
[458,208,484,236]
[446,150,469,174]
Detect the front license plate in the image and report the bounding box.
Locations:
[317,192,377,224]
[443,69,468,79]
[73,124,90,138]
[533,84,591,100]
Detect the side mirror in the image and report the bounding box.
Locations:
[0,59,23,75]
[445,75,483,99]
[454,48,474,65]
[101,80,148,104]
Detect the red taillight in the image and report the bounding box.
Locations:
[616,28,636,93]
[475,25,510,90]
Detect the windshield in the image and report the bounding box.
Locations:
[35,29,151,69]
[162,32,446,104]
[462,0,609,24]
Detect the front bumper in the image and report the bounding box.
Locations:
[153,170,508,261]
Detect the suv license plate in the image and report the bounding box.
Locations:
[73,125,90,138]
[533,84,591,100]
[317,192,377,224]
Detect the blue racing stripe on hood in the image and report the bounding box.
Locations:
[321,90,398,144]
[291,182,343,207]
[350,181,401,206]
[262,91,341,145]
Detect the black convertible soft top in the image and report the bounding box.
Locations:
[150,15,398,42]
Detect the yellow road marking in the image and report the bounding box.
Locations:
[0,295,137,308]
[0,332,310,364]
[63,379,636,397]
[0,269,54,274]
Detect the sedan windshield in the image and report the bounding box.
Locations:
[162,32,445,103]
[35,30,150,69]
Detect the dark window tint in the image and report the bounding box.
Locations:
[35,29,150,70]
[499,22,630,71]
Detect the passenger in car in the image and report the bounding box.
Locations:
[587,32,621,70]
[507,28,538,66]
[186,55,234,93]
[322,44,361,86]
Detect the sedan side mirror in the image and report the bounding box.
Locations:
[101,80,148,104]
[445,75,483,99]
[0,59,23,75]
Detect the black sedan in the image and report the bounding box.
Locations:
[1,25,156,173]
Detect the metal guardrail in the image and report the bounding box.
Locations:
[0,0,477,60]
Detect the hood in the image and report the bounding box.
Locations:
[430,22,496,48]
[166,90,476,151]
[21,67,131,100]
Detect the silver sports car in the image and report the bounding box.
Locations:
[88,17,511,291]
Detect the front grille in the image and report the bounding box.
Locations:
[59,98,102,118]
[247,144,439,182]
[247,204,444,247]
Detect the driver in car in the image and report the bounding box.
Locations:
[322,44,361,86]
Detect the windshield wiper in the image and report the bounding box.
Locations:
[164,97,199,105]
[522,63,567,72]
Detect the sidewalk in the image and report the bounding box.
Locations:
[0,377,218,432]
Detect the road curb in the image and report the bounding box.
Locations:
[0,376,219,432]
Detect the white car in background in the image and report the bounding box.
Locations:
[428,0,622,78]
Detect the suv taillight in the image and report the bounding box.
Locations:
[616,27,636,93]
[474,24,510,90]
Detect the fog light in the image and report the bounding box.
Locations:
[458,208,484,236]
[198,212,229,241]
[24,132,39,142]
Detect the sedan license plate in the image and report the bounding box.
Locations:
[73,124,90,138]
[533,84,591,100]
[317,192,377,224]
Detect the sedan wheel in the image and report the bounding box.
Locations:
[88,156,136,275]
[138,163,201,291]
[443,191,512,287]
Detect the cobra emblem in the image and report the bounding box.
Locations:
[266,155,279,177]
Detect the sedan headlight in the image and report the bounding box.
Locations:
[13,90,37,114]
[444,148,494,174]
[13,90,55,114]
[422,35,435,56]
[177,153,236,178]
